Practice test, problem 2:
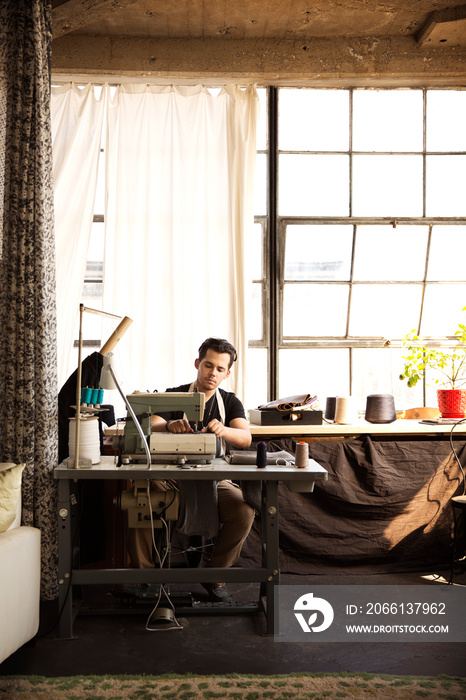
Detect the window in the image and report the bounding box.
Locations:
[257,87,466,412]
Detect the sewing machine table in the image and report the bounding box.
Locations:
[54,456,327,638]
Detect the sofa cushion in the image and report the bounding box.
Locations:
[0,525,41,664]
[0,463,25,533]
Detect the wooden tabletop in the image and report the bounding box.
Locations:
[104,418,466,439]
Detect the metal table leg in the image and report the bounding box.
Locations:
[57,479,75,639]
[260,479,280,635]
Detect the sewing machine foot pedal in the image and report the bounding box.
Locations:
[113,584,195,607]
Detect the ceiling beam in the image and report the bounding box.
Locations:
[51,35,466,87]
[417,4,466,46]
[52,0,138,39]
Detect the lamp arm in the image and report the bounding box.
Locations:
[108,365,151,471]
[100,316,133,355]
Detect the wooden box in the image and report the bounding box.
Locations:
[248,409,323,426]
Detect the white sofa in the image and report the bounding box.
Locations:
[0,463,41,665]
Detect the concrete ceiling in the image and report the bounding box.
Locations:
[50,1,466,85]
[51,0,466,44]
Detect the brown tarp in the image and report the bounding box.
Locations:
[238,436,465,573]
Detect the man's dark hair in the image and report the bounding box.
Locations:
[198,337,237,369]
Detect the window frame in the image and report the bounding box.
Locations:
[255,86,466,404]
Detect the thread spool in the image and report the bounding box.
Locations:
[334,396,357,425]
[365,394,396,424]
[325,397,338,421]
[68,417,100,465]
[256,441,267,469]
[90,388,99,405]
[295,441,309,469]
[95,389,104,406]
[81,387,92,405]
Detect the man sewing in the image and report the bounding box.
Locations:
[127,337,255,601]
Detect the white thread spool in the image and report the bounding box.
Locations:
[295,441,309,469]
[334,396,357,425]
[68,417,100,466]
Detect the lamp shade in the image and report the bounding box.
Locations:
[99,352,117,390]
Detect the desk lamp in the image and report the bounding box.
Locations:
[73,304,150,469]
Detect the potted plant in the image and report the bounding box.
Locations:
[399,322,466,418]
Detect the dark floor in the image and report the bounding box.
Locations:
[1,569,465,678]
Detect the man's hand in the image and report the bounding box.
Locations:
[166,418,193,434]
[202,418,225,437]
[202,417,251,449]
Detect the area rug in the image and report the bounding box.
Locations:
[0,673,465,699]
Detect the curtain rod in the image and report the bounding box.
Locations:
[51,75,260,88]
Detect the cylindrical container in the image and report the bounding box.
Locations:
[325,397,338,421]
[68,417,100,465]
[256,441,267,468]
[295,441,309,469]
[81,386,92,405]
[365,394,397,424]
[334,396,357,425]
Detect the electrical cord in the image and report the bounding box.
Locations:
[143,479,183,631]
[449,417,466,496]
[170,540,214,562]
[446,417,466,584]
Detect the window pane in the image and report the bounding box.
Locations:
[256,88,267,152]
[349,284,423,338]
[254,153,267,216]
[427,225,466,280]
[279,348,350,401]
[285,224,353,281]
[353,225,428,281]
[279,154,349,216]
[427,90,466,152]
[249,222,263,280]
[94,150,105,215]
[353,348,424,411]
[279,89,349,151]
[426,155,466,216]
[247,282,263,342]
[87,220,105,275]
[352,155,423,216]
[353,89,423,152]
[421,286,466,336]
[74,297,103,346]
[283,284,349,336]
[245,348,268,411]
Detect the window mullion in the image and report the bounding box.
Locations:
[268,86,279,401]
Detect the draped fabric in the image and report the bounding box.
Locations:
[51,83,106,388]
[50,83,258,405]
[104,84,259,406]
[239,437,462,574]
[0,0,58,599]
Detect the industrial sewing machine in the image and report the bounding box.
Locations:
[122,391,217,465]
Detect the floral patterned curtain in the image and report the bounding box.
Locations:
[0,0,58,599]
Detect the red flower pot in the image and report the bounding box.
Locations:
[436,389,466,419]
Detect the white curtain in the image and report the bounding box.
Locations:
[51,83,106,387]
[104,85,258,403]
